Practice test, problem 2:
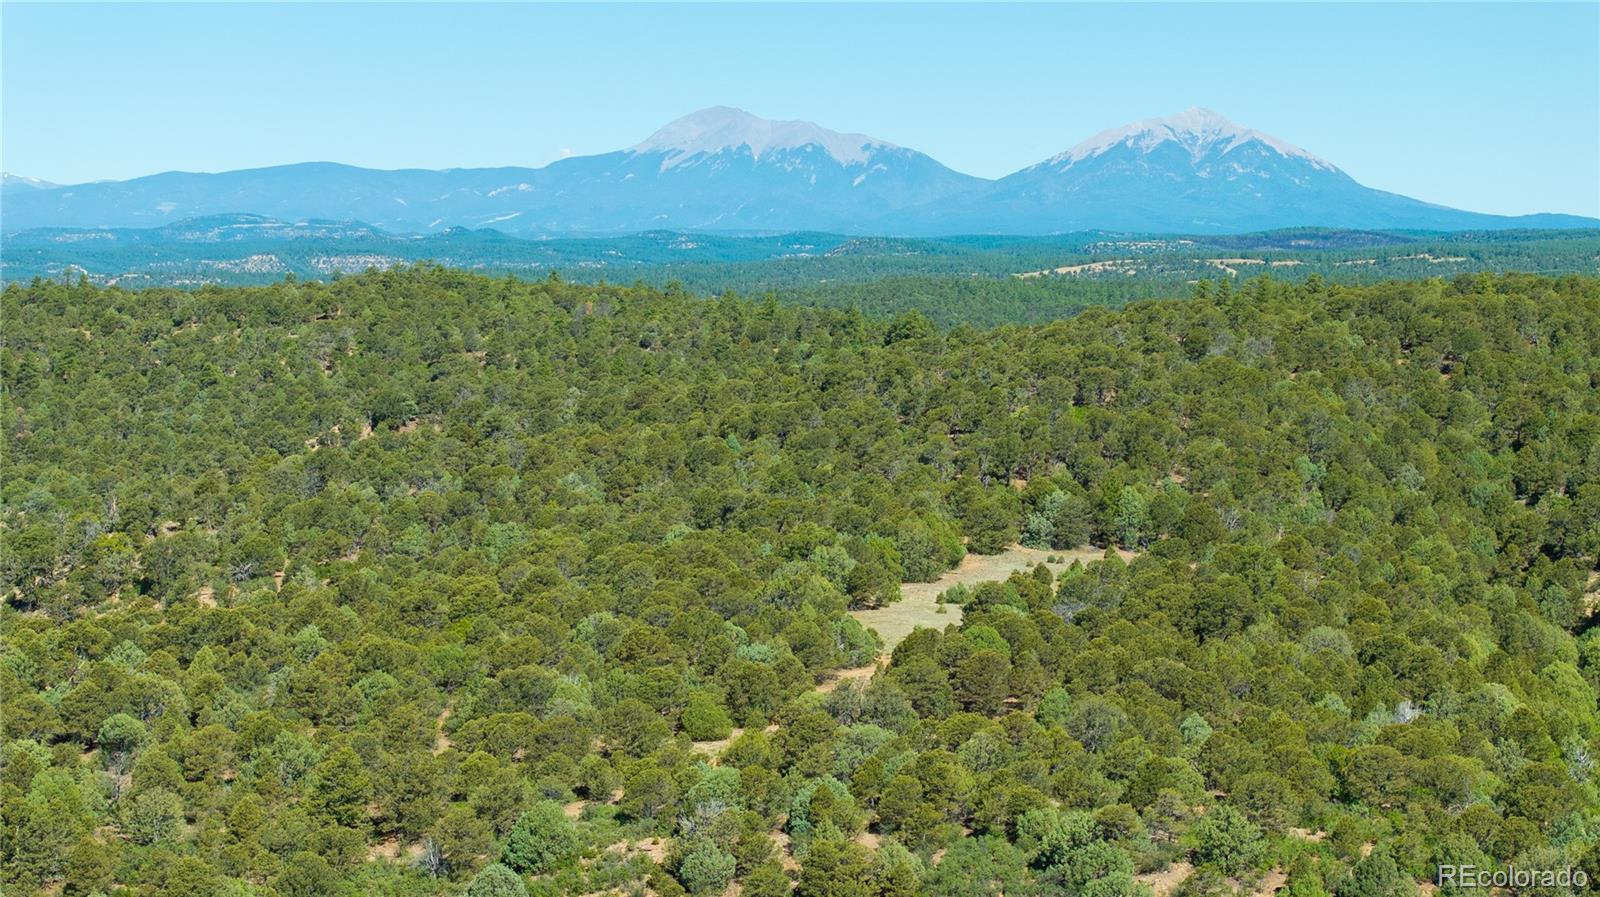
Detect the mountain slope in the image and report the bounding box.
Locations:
[0,162,547,233]
[473,107,986,233]
[1,173,60,193]
[0,108,985,236]
[897,108,1593,234]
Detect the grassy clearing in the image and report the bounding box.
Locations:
[850,544,1133,653]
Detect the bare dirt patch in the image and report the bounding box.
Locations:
[366,838,403,861]
[1207,258,1267,276]
[1248,868,1288,897]
[366,838,425,863]
[690,727,743,760]
[631,837,669,863]
[1136,861,1195,897]
[771,831,801,872]
[691,723,781,763]
[1016,259,1138,278]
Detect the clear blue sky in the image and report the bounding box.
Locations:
[4,2,1597,216]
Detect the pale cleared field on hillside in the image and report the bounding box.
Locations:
[850,543,1135,652]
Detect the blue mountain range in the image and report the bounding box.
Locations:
[4,107,1593,235]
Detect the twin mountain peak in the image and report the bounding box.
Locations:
[5,107,1592,236]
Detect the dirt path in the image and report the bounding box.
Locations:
[690,722,781,761]
[850,544,1134,652]
[431,707,453,756]
[815,662,881,694]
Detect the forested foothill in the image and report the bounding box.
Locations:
[2,267,1598,897]
[5,219,1597,319]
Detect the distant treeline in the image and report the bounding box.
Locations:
[5,220,1597,314]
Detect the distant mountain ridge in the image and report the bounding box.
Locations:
[2,173,60,192]
[5,107,1594,235]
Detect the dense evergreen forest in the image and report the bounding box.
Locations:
[3,268,1599,897]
